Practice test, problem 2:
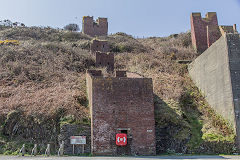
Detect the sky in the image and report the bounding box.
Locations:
[0,0,240,37]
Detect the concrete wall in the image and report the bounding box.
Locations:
[86,72,156,155]
[188,35,236,127]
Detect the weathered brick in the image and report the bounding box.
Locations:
[90,39,110,54]
[82,16,108,37]
[86,70,156,155]
[190,12,237,53]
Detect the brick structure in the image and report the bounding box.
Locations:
[82,16,108,37]
[95,51,114,72]
[188,33,240,150]
[90,39,110,54]
[86,70,156,155]
[191,12,237,53]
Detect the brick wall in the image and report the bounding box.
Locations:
[95,52,114,72]
[90,39,110,54]
[190,12,237,53]
[190,12,219,53]
[86,70,156,155]
[82,16,108,37]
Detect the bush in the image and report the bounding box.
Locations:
[62,32,90,42]
[63,23,80,32]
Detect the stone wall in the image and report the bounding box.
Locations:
[82,16,108,37]
[86,70,156,156]
[227,34,240,146]
[58,124,91,155]
[188,33,240,148]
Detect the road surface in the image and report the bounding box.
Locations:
[1,155,240,160]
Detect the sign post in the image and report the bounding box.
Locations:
[70,136,86,154]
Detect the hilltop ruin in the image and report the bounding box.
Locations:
[82,16,108,37]
[191,12,237,53]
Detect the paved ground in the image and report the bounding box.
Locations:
[1,155,240,160]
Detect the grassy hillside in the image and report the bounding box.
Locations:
[0,26,236,154]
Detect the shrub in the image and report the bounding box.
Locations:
[63,23,80,32]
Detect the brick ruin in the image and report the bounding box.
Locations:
[95,52,114,72]
[90,39,114,72]
[191,12,237,53]
[86,41,156,155]
[90,39,110,54]
[82,16,108,37]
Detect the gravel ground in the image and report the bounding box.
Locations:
[1,155,240,160]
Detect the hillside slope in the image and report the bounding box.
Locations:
[0,26,236,154]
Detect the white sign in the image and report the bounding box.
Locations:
[70,136,86,145]
[147,129,153,133]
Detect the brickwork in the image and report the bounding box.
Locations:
[95,51,114,72]
[207,25,221,48]
[86,70,156,155]
[219,25,237,35]
[191,12,219,53]
[190,12,237,53]
[58,124,91,154]
[115,71,127,77]
[82,16,108,37]
[90,39,110,54]
[188,33,240,149]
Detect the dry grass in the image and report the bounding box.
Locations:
[0,26,235,153]
[0,74,88,119]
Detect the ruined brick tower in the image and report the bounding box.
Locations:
[90,39,113,72]
[86,41,156,155]
[90,39,110,54]
[191,12,237,53]
[82,16,108,37]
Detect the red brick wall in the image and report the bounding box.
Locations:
[115,71,127,77]
[90,39,110,54]
[82,16,108,37]
[87,73,156,155]
[95,52,114,72]
[191,12,219,53]
[207,25,221,47]
[82,16,94,37]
